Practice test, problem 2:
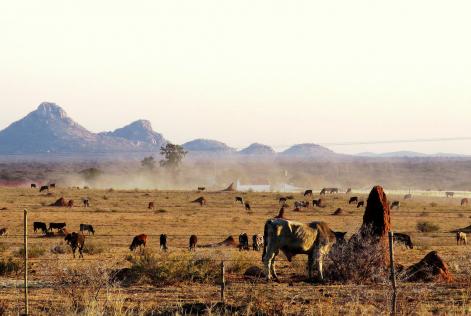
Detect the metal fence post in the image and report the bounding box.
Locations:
[388,231,396,315]
[220,261,225,304]
[24,209,29,316]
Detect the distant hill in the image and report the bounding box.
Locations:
[239,143,276,156]
[280,143,340,159]
[100,120,166,148]
[357,151,469,158]
[0,102,162,154]
[182,139,236,153]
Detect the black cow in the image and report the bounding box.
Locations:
[79,224,95,235]
[49,183,56,189]
[235,196,244,204]
[65,232,85,258]
[33,222,48,234]
[393,233,414,249]
[357,201,365,208]
[39,185,49,193]
[304,190,313,197]
[189,235,197,251]
[349,196,358,204]
[279,197,287,204]
[160,234,168,251]
[31,184,37,188]
[312,199,323,207]
[49,222,66,231]
[83,199,90,207]
[244,202,251,211]
[238,233,249,251]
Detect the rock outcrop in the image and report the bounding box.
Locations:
[402,251,452,282]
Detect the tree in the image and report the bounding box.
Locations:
[141,156,156,170]
[159,143,187,169]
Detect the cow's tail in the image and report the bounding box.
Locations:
[262,220,271,262]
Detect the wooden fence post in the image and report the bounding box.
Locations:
[220,261,225,304]
[388,231,396,315]
[24,209,29,316]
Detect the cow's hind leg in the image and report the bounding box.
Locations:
[79,246,83,258]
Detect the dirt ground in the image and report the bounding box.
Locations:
[1,187,471,315]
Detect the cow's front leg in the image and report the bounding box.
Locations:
[316,252,325,282]
[271,257,279,282]
[308,253,314,280]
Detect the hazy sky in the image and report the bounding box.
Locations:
[1,1,470,154]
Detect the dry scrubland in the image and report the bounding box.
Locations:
[0,187,471,315]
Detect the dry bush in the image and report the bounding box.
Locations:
[0,257,20,276]
[226,252,257,274]
[417,221,440,233]
[325,234,388,284]
[14,244,45,258]
[83,240,105,255]
[125,250,220,285]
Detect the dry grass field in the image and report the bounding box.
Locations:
[1,186,471,315]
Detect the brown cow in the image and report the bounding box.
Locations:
[0,228,7,236]
[67,200,74,208]
[349,196,358,204]
[461,198,469,206]
[191,197,206,206]
[130,234,147,251]
[312,199,322,207]
[244,202,251,211]
[148,202,155,209]
[64,232,85,258]
[83,199,90,207]
[189,235,197,251]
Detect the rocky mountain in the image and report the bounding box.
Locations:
[0,102,162,154]
[100,120,166,148]
[182,139,236,153]
[280,143,339,158]
[238,143,276,156]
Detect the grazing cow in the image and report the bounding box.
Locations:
[130,234,148,251]
[33,222,48,234]
[49,183,56,189]
[294,201,309,208]
[148,202,155,209]
[275,207,286,219]
[391,201,400,210]
[39,185,49,193]
[349,197,358,204]
[67,200,74,208]
[49,222,66,232]
[31,183,37,188]
[245,202,251,211]
[239,233,250,251]
[252,234,263,251]
[279,197,287,204]
[189,235,198,251]
[393,233,413,249]
[304,190,313,197]
[346,188,352,194]
[457,232,467,245]
[328,188,339,194]
[312,199,322,207]
[262,219,346,281]
[461,198,469,206]
[64,232,85,258]
[357,201,365,208]
[320,188,326,195]
[191,197,206,206]
[404,194,412,200]
[160,234,168,251]
[0,228,7,236]
[446,192,455,198]
[79,224,95,235]
[197,186,205,191]
[235,196,244,204]
[83,199,90,207]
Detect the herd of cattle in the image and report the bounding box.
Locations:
[0,184,470,280]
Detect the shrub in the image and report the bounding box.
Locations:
[14,244,45,258]
[417,221,440,233]
[227,252,256,274]
[82,240,105,255]
[0,257,20,276]
[127,251,220,285]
